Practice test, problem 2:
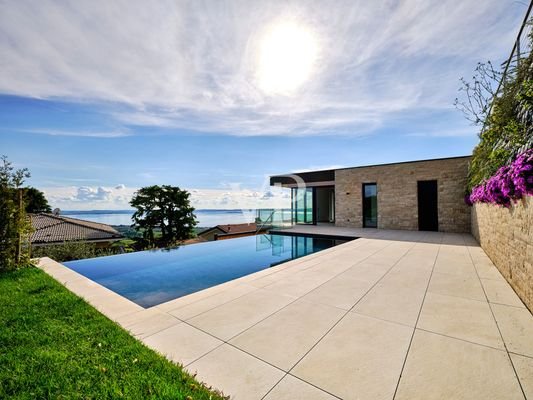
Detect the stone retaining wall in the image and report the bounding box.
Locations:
[471,197,533,312]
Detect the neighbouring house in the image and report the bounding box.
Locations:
[198,223,263,241]
[30,213,124,247]
[270,156,471,233]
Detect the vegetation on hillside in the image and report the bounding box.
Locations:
[456,21,533,191]
[0,156,32,271]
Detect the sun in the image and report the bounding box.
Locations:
[256,21,319,96]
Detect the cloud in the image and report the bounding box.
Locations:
[18,128,131,138]
[41,185,291,210]
[0,0,523,136]
[73,186,112,202]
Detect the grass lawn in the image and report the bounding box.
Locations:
[0,267,226,399]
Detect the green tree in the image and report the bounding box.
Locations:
[0,156,32,271]
[130,185,197,247]
[24,187,52,213]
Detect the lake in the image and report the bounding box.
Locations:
[61,209,263,227]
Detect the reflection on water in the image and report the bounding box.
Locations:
[65,233,351,307]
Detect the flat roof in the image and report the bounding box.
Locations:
[270,155,471,186]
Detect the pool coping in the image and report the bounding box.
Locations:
[34,235,359,322]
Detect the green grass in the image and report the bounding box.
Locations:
[0,267,226,400]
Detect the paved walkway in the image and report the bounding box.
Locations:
[38,231,533,400]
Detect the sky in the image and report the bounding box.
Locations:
[0,0,527,210]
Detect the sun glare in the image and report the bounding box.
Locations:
[256,21,318,96]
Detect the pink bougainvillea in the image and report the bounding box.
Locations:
[467,148,533,207]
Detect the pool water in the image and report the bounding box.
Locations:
[64,233,351,308]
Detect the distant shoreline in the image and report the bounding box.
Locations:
[60,209,262,215]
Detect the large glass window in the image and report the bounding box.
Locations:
[363,183,377,228]
[291,187,314,224]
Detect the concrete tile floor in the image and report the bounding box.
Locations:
[37,229,533,400]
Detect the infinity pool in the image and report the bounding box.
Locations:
[64,233,352,307]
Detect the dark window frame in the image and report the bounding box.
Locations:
[362,182,378,228]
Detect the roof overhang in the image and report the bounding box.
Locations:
[270,170,335,188]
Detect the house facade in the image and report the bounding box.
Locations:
[270,156,471,233]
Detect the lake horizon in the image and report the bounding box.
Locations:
[60,208,289,227]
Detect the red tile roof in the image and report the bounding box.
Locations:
[30,213,123,244]
[199,223,258,236]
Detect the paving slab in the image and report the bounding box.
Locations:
[187,289,296,341]
[492,303,533,358]
[418,292,504,350]
[119,308,181,339]
[428,271,486,302]
[263,374,337,400]
[142,323,222,366]
[188,344,285,400]
[291,313,413,400]
[230,299,345,371]
[395,328,523,400]
[167,283,257,320]
[352,278,427,327]
[510,353,533,399]
[481,278,526,308]
[301,272,374,310]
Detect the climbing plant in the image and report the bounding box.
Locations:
[457,20,533,191]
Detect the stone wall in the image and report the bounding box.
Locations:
[471,197,532,311]
[335,157,471,232]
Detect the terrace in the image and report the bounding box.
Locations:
[37,230,533,399]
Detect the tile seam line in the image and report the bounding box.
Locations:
[414,327,509,352]
[180,328,344,400]
[164,238,368,319]
[140,241,391,368]
[261,371,344,400]
[424,290,526,309]
[391,231,443,400]
[465,242,528,400]
[165,285,262,321]
[184,239,402,373]
[180,239,394,326]
[284,240,420,377]
[508,351,533,360]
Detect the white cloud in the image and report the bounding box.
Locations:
[0,0,523,136]
[18,128,131,138]
[42,185,291,210]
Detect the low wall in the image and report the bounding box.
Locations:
[471,196,532,312]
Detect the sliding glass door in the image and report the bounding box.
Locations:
[291,188,314,224]
[363,183,377,228]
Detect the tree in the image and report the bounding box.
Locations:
[454,61,501,126]
[24,187,52,213]
[0,156,32,271]
[130,185,197,247]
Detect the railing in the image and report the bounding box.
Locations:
[255,208,293,233]
[488,1,532,117]
[478,1,533,162]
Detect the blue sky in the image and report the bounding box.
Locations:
[0,0,526,209]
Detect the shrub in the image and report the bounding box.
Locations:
[32,241,102,262]
[467,148,533,207]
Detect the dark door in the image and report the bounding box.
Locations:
[363,183,377,228]
[418,180,438,231]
